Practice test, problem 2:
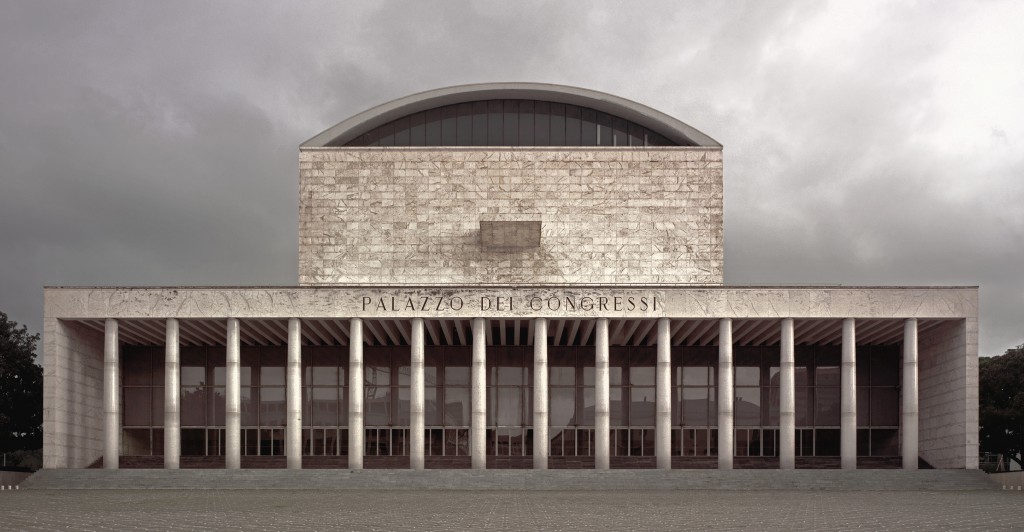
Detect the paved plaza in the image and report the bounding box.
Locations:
[1,489,1021,531]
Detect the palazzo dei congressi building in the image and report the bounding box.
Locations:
[43,83,978,474]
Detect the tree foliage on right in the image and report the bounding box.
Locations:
[979,344,1024,469]
[0,311,43,454]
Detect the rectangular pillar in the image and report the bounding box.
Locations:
[717,318,733,470]
[841,318,857,469]
[286,318,302,469]
[594,319,610,470]
[225,318,241,469]
[655,318,671,469]
[348,318,364,469]
[533,318,548,470]
[164,319,180,469]
[779,318,796,469]
[410,318,425,470]
[902,318,919,470]
[103,319,119,469]
[471,318,487,469]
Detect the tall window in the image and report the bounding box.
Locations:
[425,347,471,457]
[672,347,718,457]
[303,346,347,456]
[487,347,533,458]
[121,346,164,456]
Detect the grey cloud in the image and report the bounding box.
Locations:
[1,0,1021,355]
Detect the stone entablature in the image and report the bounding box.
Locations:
[44,286,977,320]
[298,147,724,286]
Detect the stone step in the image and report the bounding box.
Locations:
[20,468,998,491]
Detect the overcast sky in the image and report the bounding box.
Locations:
[1,1,1021,357]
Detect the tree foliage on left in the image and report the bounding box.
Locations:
[0,311,43,453]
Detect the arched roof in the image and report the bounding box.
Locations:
[302,82,721,148]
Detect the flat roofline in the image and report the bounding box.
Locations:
[44,284,980,290]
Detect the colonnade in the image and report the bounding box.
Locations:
[101,317,921,470]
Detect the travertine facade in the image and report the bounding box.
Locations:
[299,148,723,285]
[41,83,980,476]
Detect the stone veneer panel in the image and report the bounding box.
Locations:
[917,318,979,469]
[298,148,724,285]
[43,319,105,469]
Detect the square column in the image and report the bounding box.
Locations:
[164,319,180,469]
[841,318,857,469]
[717,318,733,470]
[348,318,364,469]
[410,318,425,470]
[471,318,487,469]
[594,319,610,470]
[533,318,548,470]
[286,318,302,469]
[902,318,919,470]
[779,318,796,469]
[103,319,119,469]
[655,318,671,469]
[225,318,241,469]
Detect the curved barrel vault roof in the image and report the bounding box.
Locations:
[302,82,721,148]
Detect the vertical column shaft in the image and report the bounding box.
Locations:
[717,318,733,470]
[902,318,919,470]
[841,318,857,469]
[286,318,302,469]
[533,318,548,470]
[225,318,241,469]
[410,318,425,470]
[103,319,119,469]
[595,319,610,470]
[348,319,364,469]
[164,319,180,469]
[655,318,671,469]
[471,318,487,469]
[779,318,796,470]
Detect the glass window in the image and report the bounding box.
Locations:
[343,99,682,147]
[181,386,206,426]
[487,100,503,144]
[681,387,710,426]
[260,387,286,427]
[442,104,458,145]
[630,387,655,426]
[870,388,899,426]
[311,387,339,426]
[814,387,840,426]
[682,366,710,386]
[444,386,470,426]
[734,387,761,426]
[735,366,760,386]
[123,350,151,386]
[123,387,152,426]
[549,387,576,428]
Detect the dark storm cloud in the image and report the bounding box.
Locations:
[1,1,1021,355]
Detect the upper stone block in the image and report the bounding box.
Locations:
[297,83,724,286]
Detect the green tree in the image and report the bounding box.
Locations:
[979,344,1024,469]
[0,311,43,454]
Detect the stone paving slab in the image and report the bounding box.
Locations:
[1,489,1022,531]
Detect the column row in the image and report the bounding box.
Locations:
[102,317,920,470]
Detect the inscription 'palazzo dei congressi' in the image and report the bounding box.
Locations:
[364,294,662,313]
[43,83,977,478]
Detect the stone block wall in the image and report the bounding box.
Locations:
[918,318,979,469]
[43,319,104,469]
[298,147,723,285]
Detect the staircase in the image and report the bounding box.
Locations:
[21,468,998,491]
